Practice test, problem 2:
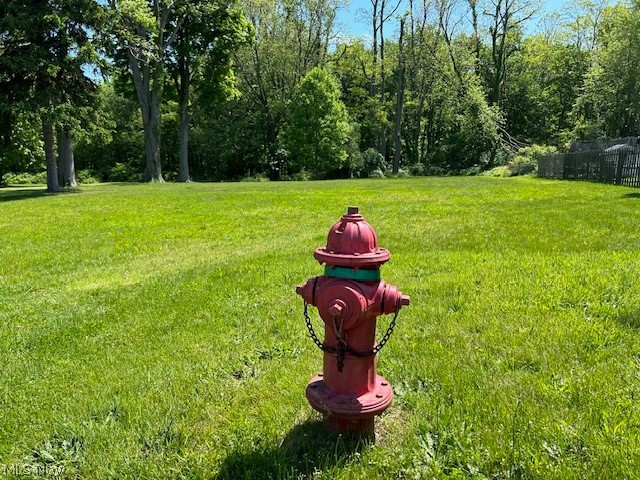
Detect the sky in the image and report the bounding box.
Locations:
[334,0,571,41]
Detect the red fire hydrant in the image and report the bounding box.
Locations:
[296,206,410,436]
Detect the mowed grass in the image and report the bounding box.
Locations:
[0,177,639,479]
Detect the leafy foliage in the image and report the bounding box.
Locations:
[281,68,352,177]
[5,0,640,182]
[573,3,640,138]
[0,0,103,190]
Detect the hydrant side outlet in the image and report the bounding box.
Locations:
[296,206,410,437]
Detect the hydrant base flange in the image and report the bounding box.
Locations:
[306,373,393,422]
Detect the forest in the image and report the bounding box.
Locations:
[1,0,638,190]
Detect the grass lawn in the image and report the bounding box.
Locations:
[1,176,639,479]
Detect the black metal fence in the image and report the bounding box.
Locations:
[538,149,640,187]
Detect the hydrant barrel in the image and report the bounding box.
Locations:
[296,206,410,438]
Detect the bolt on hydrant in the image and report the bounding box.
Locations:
[296,206,410,437]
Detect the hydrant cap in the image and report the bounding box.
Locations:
[314,206,391,268]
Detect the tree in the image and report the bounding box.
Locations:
[368,0,402,157]
[0,0,102,191]
[401,0,446,167]
[0,112,44,185]
[563,0,607,55]
[105,0,188,182]
[228,0,339,178]
[393,17,405,174]
[483,0,538,107]
[573,3,640,138]
[167,0,251,182]
[281,67,351,176]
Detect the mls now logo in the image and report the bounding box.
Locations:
[2,463,66,477]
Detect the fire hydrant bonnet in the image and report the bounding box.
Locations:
[314,206,391,269]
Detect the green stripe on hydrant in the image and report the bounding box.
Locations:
[324,265,381,281]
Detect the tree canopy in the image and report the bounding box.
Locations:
[0,0,102,190]
[281,67,351,176]
[3,0,640,184]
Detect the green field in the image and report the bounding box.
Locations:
[1,177,639,479]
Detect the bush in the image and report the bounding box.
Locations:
[509,160,536,176]
[76,170,99,184]
[362,148,389,178]
[409,163,426,176]
[483,166,512,177]
[109,163,143,182]
[288,169,311,181]
[427,166,448,176]
[240,173,270,182]
[462,166,482,176]
[368,168,386,178]
[491,145,516,167]
[507,144,558,177]
[2,171,48,185]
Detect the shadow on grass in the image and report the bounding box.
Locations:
[0,186,82,203]
[214,420,369,480]
[621,192,640,199]
[615,309,640,330]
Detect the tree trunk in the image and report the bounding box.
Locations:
[393,18,405,175]
[149,66,164,182]
[178,98,190,182]
[370,0,379,98]
[378,0,387,158]
[57,127,77,188]
[126,34,163,182]
[42,117,59,192]
[144,107,163,182]
[369,0,379,151]
[468,0,481,74]
[177,30,191,183]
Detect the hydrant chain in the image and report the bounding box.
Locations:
[302,300,400,358]
[303,301,326,351]
[371,307,399,355]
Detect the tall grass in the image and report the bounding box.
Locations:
[0,177,639,479]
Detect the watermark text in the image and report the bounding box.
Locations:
[1,464,65,478]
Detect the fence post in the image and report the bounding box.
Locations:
[598,152,604,182]
[615,150,626,185]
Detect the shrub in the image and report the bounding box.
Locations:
[509,144,558,176]
[484,166,512,177]
[427,166,448,176]
[76,170,99,184]
[368,168,386,178]
[240,173,270,182]
[409,163,426,176]
[362,148,389,177]
[2,171,48,185]
[462,166,482,176]
[109,163,143,182]
[509,160,536,176]
[492,145,516,167]
[288,169,311,181]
